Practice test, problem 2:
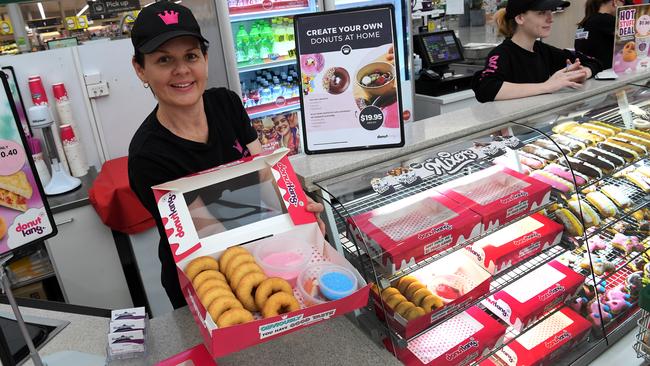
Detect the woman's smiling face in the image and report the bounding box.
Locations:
[134,36,208,109]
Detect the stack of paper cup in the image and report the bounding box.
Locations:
[60,124,88,177]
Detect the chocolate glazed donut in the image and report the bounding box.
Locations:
[323,67,350,94]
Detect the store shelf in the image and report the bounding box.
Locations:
[230,5,313,22]
[246,97,301,119]
[237,56,296,73]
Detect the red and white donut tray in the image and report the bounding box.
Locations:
[482,260,584,331]
[370,250,492,339]
[349,189,483,275]
[386,306,506,366]
[435,166,552,233]
[152,149,369,358]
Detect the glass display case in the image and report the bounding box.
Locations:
[313,82,650,365]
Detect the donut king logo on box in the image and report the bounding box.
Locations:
[8,208,53,248]
[538,284,565,302]
[544,330,572,349]
[446,337,480,362]
[166,193,185,238]
[500,191,529,205]
[465,245,484,262]
[513,231,541,246]
[417,222,453,240]
[484,297,512,319]
[273,162,303,208]
[258,310,336,339]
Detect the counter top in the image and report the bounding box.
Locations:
[289,72,650,192]
[46,167,97,214]
[12,304,401,365]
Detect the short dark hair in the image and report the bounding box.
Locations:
[133,41,209,68]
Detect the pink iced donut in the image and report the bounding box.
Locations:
[518,152,546,169]
[544,164,587,185]
[607,285,631,302]
[570,296,588,312]
[611,233,643,253]
[530,171,574,193]
[588,298,613,326]
[587,234,608,252]
[604,298,631,314]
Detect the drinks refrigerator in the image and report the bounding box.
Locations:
[215,0,415,157]
[215,0,322,156]
[323,0,414,123]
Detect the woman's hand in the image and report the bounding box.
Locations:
[306,196,326,234]
[564,58,592,83]
[543,67,589,93]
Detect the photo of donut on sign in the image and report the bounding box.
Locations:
[0,71,56,253]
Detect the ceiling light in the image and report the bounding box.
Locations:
[37,2,46,19]
[76,4,89,17]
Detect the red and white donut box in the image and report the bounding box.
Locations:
[349,189,482,275]
[481,260,584,331]
[152,149,369,358]
[491,308,591,366]
[463,213,564,275]
[371,250,492,339]
[387,306,506,366]
[436,166,552,233]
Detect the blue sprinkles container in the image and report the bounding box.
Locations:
[317,264,358,301]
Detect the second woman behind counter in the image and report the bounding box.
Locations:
[575,0,623,69]
[472,0,603,103]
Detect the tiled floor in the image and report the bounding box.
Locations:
[592,327,649,366]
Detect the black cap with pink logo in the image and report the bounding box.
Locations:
[131,1,208,54]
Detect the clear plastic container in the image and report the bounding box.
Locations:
[317,264,358,301]
[254,237,312,286]
[297,263,329,306]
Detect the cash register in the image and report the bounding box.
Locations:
[414,30,481,96]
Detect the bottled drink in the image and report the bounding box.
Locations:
[235,25,250,63]
[272,77,282,100]
[284,76,293,99]
[248,24,261,62]
[260,81,272,104]
[260,22,273,59]
[272,18,285,56]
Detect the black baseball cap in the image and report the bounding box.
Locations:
[506,0,571,19]
[131,1,208,54]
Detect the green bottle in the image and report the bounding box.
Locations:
[260,22,274,59]
[248,24,261,62]
[235,25,250,63]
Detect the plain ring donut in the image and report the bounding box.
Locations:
[185,256,219,281]
[219,247,250,273]
[217,308,254,328]
[385,294,407,309]
[235,272,268,312]
[196,279,230,299]
[261,292,300,318]
[254,277,293,310]
[192,270,227,289]
[229,262,264,289]
[396,276,418,294]
[225,253,256,280]
[200,287,236,309]
[380,287,401,302]
[208,296,243,322]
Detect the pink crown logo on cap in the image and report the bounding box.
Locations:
[158,10,179,25]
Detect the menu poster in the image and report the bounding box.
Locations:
[0,71,56,254]
[2,66,31,137]
[251,110,302,156]
[614,4,650,74]
[294,5,404,154]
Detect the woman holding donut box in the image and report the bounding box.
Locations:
[127,2,324,309]
[472,0,603,102]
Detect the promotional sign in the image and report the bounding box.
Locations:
[0,20,12,35]
[251,110,302,156]
[294,5,404,154]
[65,16,78,30]
[2,67,30,137]
[0,72,56,254]
[89,0,141,18]
[614,4,650,74]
